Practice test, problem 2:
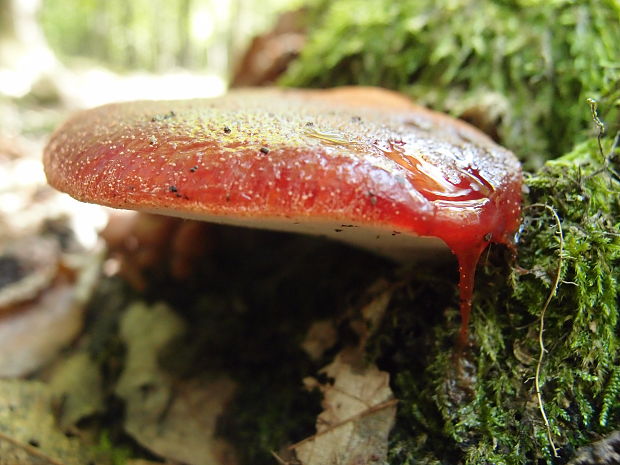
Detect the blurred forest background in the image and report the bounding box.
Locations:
[41,0,274,73]
[0,0,307,105]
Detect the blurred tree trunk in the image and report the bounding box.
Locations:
[0,0,59,99]
[122,1,135,68]
[92,0,109,64]
[226,0,241,79]
[0,0,19,66]
[177,0,192,67]
[152,0,163,71]
[0,0,16,43]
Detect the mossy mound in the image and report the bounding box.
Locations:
[373,138,620,464]
[282,0,620,167]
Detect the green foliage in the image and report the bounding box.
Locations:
[373,137,620,464]
[39,0,303,73]
[95,431,132,465]
[40,0,175,70]
[282,0,620,167]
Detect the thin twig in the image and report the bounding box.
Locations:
[0,431,69,465]
[585,99,620,181]
[586,98,605,157]
[524,203,564,458]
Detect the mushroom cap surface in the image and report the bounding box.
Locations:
[44,87,521,261]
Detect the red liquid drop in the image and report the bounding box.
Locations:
[379,139,520,344]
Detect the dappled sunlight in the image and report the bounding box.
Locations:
[60,67,227,108]
[0,48,56,98]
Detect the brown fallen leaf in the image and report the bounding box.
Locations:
[126,377,239,465]
[0,284,83,378]
[115,301,238,465]
[292,349,397,465]
[300,319,338,361]
[48,351,104,433]
[357,282,394,346]
[0,379,109,465]
[0,237,104,378]
[0,236,59,311]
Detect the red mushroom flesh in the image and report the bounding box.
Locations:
[44,87,522,340]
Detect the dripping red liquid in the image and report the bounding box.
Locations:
[380,140,521,343]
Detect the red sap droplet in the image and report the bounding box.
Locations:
[377,139,520,343]
[453,243,486,347]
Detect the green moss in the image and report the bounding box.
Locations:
[372,137,620,464]
[282,0,620,167]
[95,431,132,465]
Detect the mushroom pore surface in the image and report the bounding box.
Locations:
[44,86,522,338]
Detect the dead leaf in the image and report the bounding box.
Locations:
[115,302,183,418]
[348,282,393,348]
[292,349,396,465]
[0,236,59,310]
[0,284,84,377]
[115,301,238,465]
[0,379,109,465]
[128,377,238,465]
[301,319,337,361]
[293,280,397,465]
[0,240,103,378]
[48,351,104,432]
[360,287,393,337]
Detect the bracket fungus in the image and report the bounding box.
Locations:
[43,87,522,339]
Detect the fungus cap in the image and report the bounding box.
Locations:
[44,87,521,261]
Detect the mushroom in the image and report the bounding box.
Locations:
[43,86,522,341]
